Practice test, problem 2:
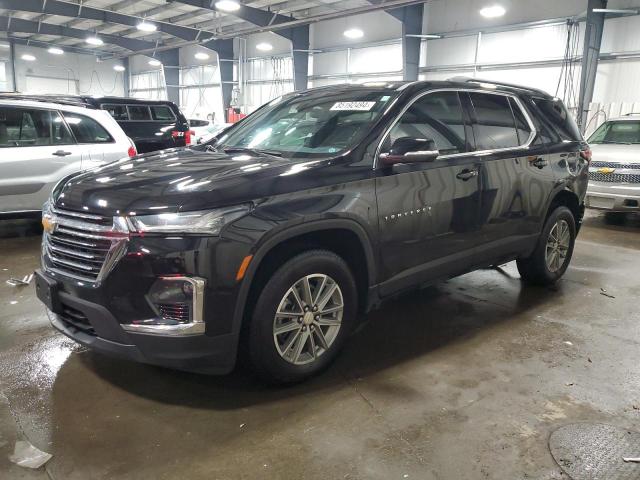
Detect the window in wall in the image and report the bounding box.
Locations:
[384,91,468,156]
[469,93,519,150]
[62,113,113,143]
[0,107,73,147]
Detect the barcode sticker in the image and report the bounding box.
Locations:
[330,101,376,111]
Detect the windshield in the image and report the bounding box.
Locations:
[216,90,397,158]
[589,120,640,144]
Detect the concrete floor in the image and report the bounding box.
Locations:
[0,211,639,480]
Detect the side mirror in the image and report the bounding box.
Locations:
[379,137,439,166]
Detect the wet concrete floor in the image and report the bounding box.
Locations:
[0,211,639,479]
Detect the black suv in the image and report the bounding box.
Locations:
[35,80,589,383]
[41,96,191,153]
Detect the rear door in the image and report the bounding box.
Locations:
[375,90,482,296]
[466,91,555,260]
[60,110,118,170]
[0,105,80,213]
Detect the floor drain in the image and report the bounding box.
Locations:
[549,423,640,479]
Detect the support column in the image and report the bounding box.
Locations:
[398,4,423,81]
[578,0,607,132]
[122,57,130,97]
[158,48,180,105]
[203,38,235,121]
[290,25,309,91]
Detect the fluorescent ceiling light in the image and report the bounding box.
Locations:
[215,0,241,12]
[343,28,364,39]
[194,52,210,60]
[86,36,104,46]
[113,65,126,72]
[48,47,64,55]
[256,42,273,51]
[21,54,36,61]
[137,21,157,32]
[480,5,506,18]
[405,34,442,39]
[148,59,162,67]
[0,44,10,49]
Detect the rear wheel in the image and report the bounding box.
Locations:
[248,250,357,384]
[517,206,576,285]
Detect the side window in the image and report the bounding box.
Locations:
[509,98,533,145]
[62,113,113,144]
[531,97,582,142]
[469,93,519,150]
[127,105,151,121]
[150,105,175,121]
[102,104,129,121]
[383,91,468,156]
[0,107,73,147]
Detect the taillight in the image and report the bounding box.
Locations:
[580,148,592,165]
[186,130,194,146]
[127,145,137,158]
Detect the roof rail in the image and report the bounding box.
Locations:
[0,93,95,108]
[446,76,550,96]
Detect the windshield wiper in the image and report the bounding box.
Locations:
[222,146,283,157]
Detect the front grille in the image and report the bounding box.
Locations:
[591,161,640,169]
[589,172,640,183]
[43,206,128,284]
[158,303,191,323]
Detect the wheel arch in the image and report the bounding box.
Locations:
[546,188,582,225]
[231,219,377,335]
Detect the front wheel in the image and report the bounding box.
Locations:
[517,206,576,285]
[247,250,357,384]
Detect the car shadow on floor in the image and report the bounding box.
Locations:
[0,218,43,239]
[70,267,565,411]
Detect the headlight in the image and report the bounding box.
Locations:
[127,204,250,235]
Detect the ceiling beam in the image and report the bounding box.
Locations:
[0,0,217,42]
[7,35,122,56]
[0,16,158,51]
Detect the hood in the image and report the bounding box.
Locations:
[590,143,640,164]
[54,148,329,216]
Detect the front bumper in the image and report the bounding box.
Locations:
[37,269,239,374]
[585,182,640,211]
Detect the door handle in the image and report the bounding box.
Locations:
[52,150,72,157]
[456,169,478,181]
[529,157,548,169]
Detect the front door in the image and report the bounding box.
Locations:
[375,90,482,296]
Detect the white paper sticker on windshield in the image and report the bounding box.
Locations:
[330,101,376,111]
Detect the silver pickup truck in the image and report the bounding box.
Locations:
[586,114,640,218]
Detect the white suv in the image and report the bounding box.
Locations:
[0,97,136,217]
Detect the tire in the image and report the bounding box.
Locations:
[517,206,576,286]
[247,249,357,384]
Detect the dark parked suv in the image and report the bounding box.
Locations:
[35,79,590,383]
[41,96,191,153]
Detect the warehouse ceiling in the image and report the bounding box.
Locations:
[0,0,406,56]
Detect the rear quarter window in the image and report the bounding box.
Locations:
[532,97,582,142]
[127,105,151,121]
[151,105,175,121]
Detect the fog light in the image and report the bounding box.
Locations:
[122,276,206,336]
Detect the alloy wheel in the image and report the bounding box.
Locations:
[272,274,344,365]
[545,219,571,273]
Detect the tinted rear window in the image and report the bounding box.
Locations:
[151,105,175,121]
[190,119,209,127]
[128,105,151,121]
[62,113,113,143]
[469,92,519,150]
[532,97,582,141]
[102,104,129,121]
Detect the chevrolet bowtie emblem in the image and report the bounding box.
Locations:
[597,167,616,174]
[42,215,57,235]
